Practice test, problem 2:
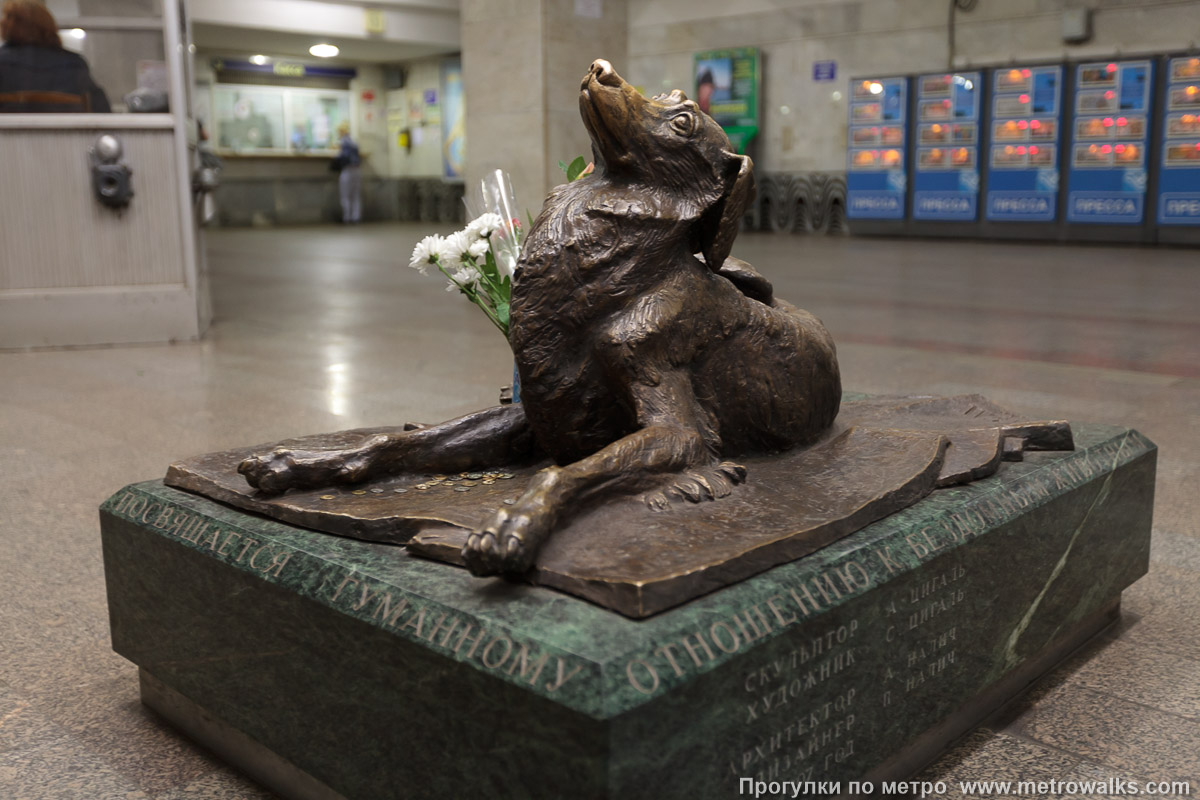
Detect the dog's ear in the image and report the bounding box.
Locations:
[696,152,755,271]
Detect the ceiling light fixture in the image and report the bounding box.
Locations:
[249,54,269,65]
[309,43,339,58]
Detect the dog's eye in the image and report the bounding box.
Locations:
[670,113,696,136]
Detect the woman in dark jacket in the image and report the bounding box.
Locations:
[0,0,110,112]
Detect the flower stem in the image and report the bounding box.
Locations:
[433,260,508,338]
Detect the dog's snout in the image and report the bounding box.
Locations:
[589,59,621,88]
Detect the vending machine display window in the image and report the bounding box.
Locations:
[985,65,1063,222]
[913,71,981,221]
[1158,56,1200,226]
[1066,60,1153,224]
[846,77,908,220]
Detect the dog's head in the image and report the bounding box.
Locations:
[579,59,755,269]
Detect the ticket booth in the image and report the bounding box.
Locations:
[0,1,209,348]
[981,64,1065,240]
[910,70,984,237]
[1155,54,1200,244]
[846,75,909,235]
[1063,59,1156,242]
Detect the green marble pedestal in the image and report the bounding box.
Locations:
[100,424,1155,799]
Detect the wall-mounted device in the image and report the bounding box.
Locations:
[1063,9,1092,44]
[89,134,134,209]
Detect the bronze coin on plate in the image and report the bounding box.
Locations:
[416,484,429,490]
[320,495,335,500]
[467,473,484,480]
[482,479,496,485]
[352,489,367,495]
[460,481,478,487]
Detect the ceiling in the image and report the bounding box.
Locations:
[192,22,458,65]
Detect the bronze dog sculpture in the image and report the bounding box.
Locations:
[238,59,842,576]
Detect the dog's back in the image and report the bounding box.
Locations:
[510,175,840,465]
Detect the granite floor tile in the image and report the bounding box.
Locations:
[30,675,219,796]
[1150,528,1200,573]
[0,603,132,696]
[0,684,65,757]
[1062,761,1193,800]
[1064,637,1200,721]
[0,741,153,800]
[153,772,282,800]
[1008,683,1200,794]
[4,226,1199,796]
[918,728,1081,798]
[1119,564,1200,664]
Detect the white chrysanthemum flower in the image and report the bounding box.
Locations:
[437,231,469,270]
[445,266,479,292]
[451,229,474,252]
[468,212,504,239]
[467,238,490,261]
[409,234,444,274]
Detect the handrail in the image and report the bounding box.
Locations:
[0,113,175,130]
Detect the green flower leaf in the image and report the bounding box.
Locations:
[566,155,587,182]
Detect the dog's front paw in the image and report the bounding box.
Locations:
[462,470,563,576]
[237,434,392,495]
[462,505,548,577]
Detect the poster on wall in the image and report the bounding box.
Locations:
[440,57,465,180]
[693,47,760,153]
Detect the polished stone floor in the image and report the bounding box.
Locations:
[1,225,1198,798]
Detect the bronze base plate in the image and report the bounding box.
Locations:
[164,395,1072,617]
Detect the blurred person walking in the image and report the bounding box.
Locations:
[0,0,110,112]
[335,120,362,224]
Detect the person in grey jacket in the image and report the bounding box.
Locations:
[0,0,110,112]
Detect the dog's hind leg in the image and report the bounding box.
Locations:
[238,403,536,494]
[462,374,744,576]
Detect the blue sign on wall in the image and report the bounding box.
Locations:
[913,71,981,221]
[813,61,837,82]
[211,58,357,80]
[1066,60,1154,224]
[1157,56,1200,226]
[846,76,908,220]
[985,65,1063,222]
